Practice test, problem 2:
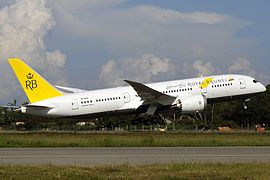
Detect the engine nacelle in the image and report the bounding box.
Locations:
[173,95,207,113]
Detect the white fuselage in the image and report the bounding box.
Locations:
[26,74,266,118]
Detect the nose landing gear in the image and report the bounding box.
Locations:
[243,99,250,109]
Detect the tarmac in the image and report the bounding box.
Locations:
[1,147,270,166]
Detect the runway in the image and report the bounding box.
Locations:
[1,147,270,166]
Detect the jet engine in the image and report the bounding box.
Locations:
[172,95,207,113]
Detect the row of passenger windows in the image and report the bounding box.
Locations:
[81,96,121,104]
[163,88,193,94]
[162,83,233,94]
[212,83,233,88]
[96,97,121,102]
[81,100,92,104]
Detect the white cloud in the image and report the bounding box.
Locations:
[193,60,218,77]
[229,57,250,72]
[0,0,67,102]
[48,0,127,12]
[228,57,255,76]
[136,6,230,24]
[46,50,66,68]
[99,54,175,87]
[228,57,270,83]
[47,0,253,66]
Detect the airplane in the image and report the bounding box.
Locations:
[8,58,266,123]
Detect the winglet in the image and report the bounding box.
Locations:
[8,58,63,103]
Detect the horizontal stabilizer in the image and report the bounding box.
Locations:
[55,85,87,93]
[25,105,54,109]
[20,104,54,113]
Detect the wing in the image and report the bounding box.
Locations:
[124,80,176,105]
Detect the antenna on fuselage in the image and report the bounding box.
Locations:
[200,72,204,78]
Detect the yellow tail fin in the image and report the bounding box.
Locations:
[8,58,63,103]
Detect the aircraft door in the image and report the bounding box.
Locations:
[239,79,246,89]
[123,92,130,103]
[71,99,79,110]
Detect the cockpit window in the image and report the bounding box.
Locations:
[253,80,259,83]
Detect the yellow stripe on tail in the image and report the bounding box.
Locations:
[8,58,63,103]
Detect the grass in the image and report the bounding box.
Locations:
[1,132,270,147]
[0,162,270,179]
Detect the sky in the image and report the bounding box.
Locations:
[0,0,270,105]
